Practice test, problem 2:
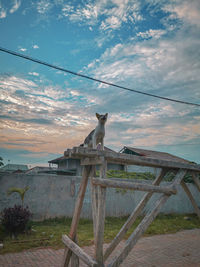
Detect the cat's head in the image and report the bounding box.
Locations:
[96,113,108,124]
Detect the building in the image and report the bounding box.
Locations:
[49,147,125,175]
[120,146,191,174]
[0,164,28,173]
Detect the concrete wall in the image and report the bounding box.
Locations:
[0,173,199,221]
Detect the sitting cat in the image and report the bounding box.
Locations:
[83,113,108,150]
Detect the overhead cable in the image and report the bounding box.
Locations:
[0,46,200,107]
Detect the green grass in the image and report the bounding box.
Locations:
[0,214,199,254]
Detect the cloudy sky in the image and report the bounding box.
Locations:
[0,0,200,167]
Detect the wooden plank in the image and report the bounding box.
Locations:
[62,235,98,267]
[181,181,200,219]
[92,177,176,195]
[94,159,107,265]
[62,166,94,267]
[64,147,200,172]
[104,168,168,261]
[192,172,200,192]
[107,193,170,267]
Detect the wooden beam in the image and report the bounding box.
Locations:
[62,235,98,267]
[94,159,107,265]
[71,252,79,267]
[64,147,200,172]
[62,166,95,267]
[104,168,168,261]
[107,193,170,267]
[192,172,200,192]
[181,181,200,219]
[92,177,176,195]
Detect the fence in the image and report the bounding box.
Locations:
[0,172,199,221]
[61,146,200,267]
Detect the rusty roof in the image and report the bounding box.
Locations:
[121,146,191,164]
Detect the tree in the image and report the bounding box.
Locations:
[0,156,4,167]
[7,186,29,207]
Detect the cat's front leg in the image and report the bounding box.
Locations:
[100,139,104,150]
[92,136,96,149]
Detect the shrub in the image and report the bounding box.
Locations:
[1,205,32,236]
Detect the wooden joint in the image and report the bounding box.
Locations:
[62,235,98,267]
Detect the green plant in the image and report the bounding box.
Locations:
[7,186,29,207]
[0,156,4,167]
[1,205,32,237]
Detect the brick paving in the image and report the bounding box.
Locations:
[0,229,200,267]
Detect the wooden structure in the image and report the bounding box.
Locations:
[62,147,200,267]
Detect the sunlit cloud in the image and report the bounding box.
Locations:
[10,0,21,14]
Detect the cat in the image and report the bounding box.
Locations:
[83,113,108,150]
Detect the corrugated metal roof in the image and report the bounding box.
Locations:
[121,146,191,164]
[0,164,28,172]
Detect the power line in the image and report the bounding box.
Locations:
[0,46,200,107]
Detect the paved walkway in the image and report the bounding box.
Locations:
[0,229,200,267]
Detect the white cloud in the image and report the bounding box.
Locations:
[163,0,200,27]
[60,0,142,31]
[28,72,39,77]
[136,29,166,39]
[0,5,6,18]
[33,44,39,49]
[19,47,27,52]
[10,0,21,14]
[36,0,52,14]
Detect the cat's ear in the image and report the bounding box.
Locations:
[105,113,108,118]
[96,113,100,119]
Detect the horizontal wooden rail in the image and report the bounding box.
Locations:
[92,178,176,195]
[64,147,200,172]
[62,235,98,267]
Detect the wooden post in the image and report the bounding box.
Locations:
[62,165,95,267]
[181,180,200,219]
[104,168,167,260]
[94,157,107,265]
[90,166,98,240]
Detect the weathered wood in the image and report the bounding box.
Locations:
[62,235,98,267]
[92,177,176,195]
[90,166,98,240]
[181,181,200,219]
[107,168,187,267]
[71,236,79,267]
[71,251,79,267]
[94,159,107,265]
[107,193,169,267]
[171,169,188,189]
[64,147,200,172]
[192,172,200,192]
[81,157,104,166]
[104,168,168,260]
[63,166,94,267]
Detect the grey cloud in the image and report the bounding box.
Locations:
[0,114,53,125]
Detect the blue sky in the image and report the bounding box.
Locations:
[0,0,200,167]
